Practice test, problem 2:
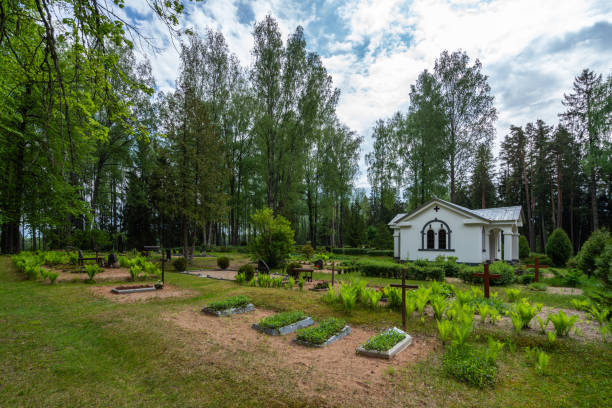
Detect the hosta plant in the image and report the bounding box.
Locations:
[546,310,578,337]
[128,265,142,282]
[363,288,382,309]
[339,283,357,314]
[430,296,448,321]
[85,264,101,282]
[506,288,521,303]
[437,319,453,345]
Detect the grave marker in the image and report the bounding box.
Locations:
[390,268,419,330]
[527,257,549,283]
[473,262,500,298]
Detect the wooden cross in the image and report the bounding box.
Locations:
[527,257,549,283]
[390,268,419,330]
[473,262,500,299]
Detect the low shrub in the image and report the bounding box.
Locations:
[206,295,251,312]
[129,265,142,281]
[442,345,498,388]
[547,310,578,337]
[301,244,314,260]
[47,270,59,284]
[506,288,521,302]
[285,261,302,279]
[576,228,609,276]
[362,329,406,352]
[529,282,547,291]
[85,264,100,282]
[173,257,187,272]
[258,311,307,329]
[367,249,394,257]
[217,256,230,270]
[490,261,516,285]
[519,235,530,259]
[296,317,346,345]
[331,247,368,255]
[235,272,246,285]
[238,264,255,281]
[546,228,573,267]
[595,240,612,286]
[358,259,444,281]
[518,274,535,284]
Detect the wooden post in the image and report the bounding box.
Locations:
[527,257,549,283]
[473,262,501,299]
[331,262,335,287]
[390,269,419,330]
[401,268,406,331]
[161,246,165,284]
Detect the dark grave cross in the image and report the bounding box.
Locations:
[390,268,419,331]
[527,257,549,283]
[473,262,500,299]
[433,205,440,212]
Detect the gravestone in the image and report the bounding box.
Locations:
[107,252,118,268]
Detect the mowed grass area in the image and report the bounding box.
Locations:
[1,255,611,407]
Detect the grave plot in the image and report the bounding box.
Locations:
[252,311,314,335]
[201,295,255,316]
[89,284,195,303]
[294,317,351,347]
[356,327,413,359]
[111,283,163,294]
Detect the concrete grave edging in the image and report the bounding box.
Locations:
[201,303,256,317]
[252,316,314,335]
[294,325,352,348]
[356,327,413,359]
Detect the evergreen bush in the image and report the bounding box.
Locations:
[217,256,230,270]
[519,235,530,259]
[173,257,187,272]
[238,264,255,281]
[576,229,610,276]
[545,228,573,267]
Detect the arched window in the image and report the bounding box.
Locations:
[482,227,486,252]
[426,229,435,249]
[438,229,447,249]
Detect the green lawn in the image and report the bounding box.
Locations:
[1,255,611,407]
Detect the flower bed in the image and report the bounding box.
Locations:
[295,318,350,347]
[201,295,255,316]
[356,327,412,359]
[252,311,313,335]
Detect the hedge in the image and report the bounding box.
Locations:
[331,248,393,257]
[458,261,515,286]
[357,260,444,281]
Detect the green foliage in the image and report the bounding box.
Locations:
[595,240,612,286]
[235,272,246,285]
[301,244,314,260]
[296,318,346,345]
[511,299,542,331]
[206,295,252,312]
[339,283,357,314]
[576,228,610,276]
[217,256,230,270]
[285,261,301,279]
[249,208,295,268]
[128,265,142,281]
[547,310,579,337]
[298,277,305,291]
[322,284,338,303]
[437,320,453,344]
[529,282,548,291]
[519,235,530,259]
[362,288,382,309]
[362,329,406,352]
[47,270,59,284]
[489,261,516,285]
[238,264,255,281]
[383,286,403,310]
[358,259,444,281]
[257,311,307,330]
[546,228,573,267]
[431,295,448,320]
[69,253,79,265]
[85,264,100,282]
[442,345,498,388]
[535,350,551,375]
[506,288,521,302]
[173,257,187,272]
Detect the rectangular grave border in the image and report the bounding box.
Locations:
[201,303,255,317]
[294,325,351,348]
[252,316,314,336]
[356,327,413,359]
[111,286,158,294]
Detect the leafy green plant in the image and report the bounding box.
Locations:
[547,331,557,344]
[85,264,100,282]
[298,276,305,291]
[296,318,346,345]
[206,295,251,311]
[535,316,548,334]
[437,319,453,345]
[217,256,230,269]
[547,310,579,337]
[485,337,504,364]
[513,298,542,329]
[238,264,255,281]
[576,228,609,276]
[571,298,592,311]
[69,252,79,265]
[322,284,338,303]
[431,296,448,321]
[128,265,142,282]
[535,350,551,375]
[589,306,610,327]
[47,270,59,284]
[489,261,516,285]
[257,274,272,288]
[339,283,357,314]
[519,235,530,259]
[249,208,295,268]
[415,287,432,321]
[455,290,472,305]
[301,243,314,260]
[506,288,521,302]
[452,322,473,347]
[362,329,406,352]
[286,277,295,289]
[384,286,403,310]
[235,272,246,285]
[258,311,306,329]
[363,288,382,309]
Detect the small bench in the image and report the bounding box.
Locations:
[294,268,314,282]
[78,250,103,267]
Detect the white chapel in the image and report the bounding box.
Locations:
[388,198,524,264]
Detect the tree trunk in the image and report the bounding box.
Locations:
[522,161,536,251]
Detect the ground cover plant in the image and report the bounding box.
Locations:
[205,295,252,312]
[295,317,347,345]
[362,328,406,352]
[257,311,307,329]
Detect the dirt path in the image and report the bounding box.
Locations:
[164,307,437,406]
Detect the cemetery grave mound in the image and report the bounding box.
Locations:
[252,311,314,335]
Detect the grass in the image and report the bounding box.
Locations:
[1,254,611,407]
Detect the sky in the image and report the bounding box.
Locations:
[122,0,612,189]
